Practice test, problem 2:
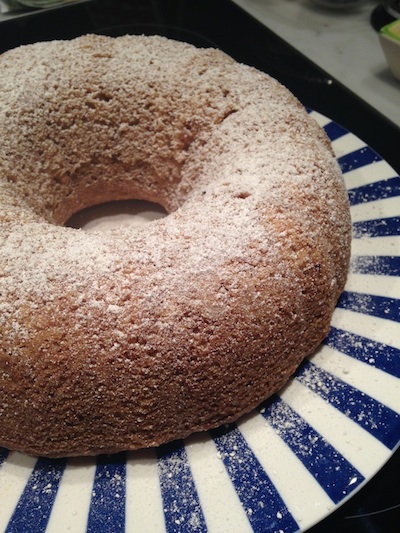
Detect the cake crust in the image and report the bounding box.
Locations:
[0,35,351,457]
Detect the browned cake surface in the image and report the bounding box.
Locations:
[0,35,351,457]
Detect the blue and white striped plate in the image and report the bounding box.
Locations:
[0,111,399,532]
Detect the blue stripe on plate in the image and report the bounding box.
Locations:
[352,216,400,238]
[338,147,381,174]
[0,448,9,468]
[210,424,299,532]
[157,441,207,532]
[86,453,126,533]
[295,361,400,450]
[337,291,400,322]
[5,457,67,533]
[350,256,400,276]
[325,326,400,378]
[348,176,400,206]
[324,121,348,141]
[260,397,364,504]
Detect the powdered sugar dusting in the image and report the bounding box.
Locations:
[0,34,351,456]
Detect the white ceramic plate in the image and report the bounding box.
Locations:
[0,111,399,532]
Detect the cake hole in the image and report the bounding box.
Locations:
[235,191,251,199]
[66,200,167,232]
[94,91,112,102]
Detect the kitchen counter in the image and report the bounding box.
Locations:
[232,0,400,128]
